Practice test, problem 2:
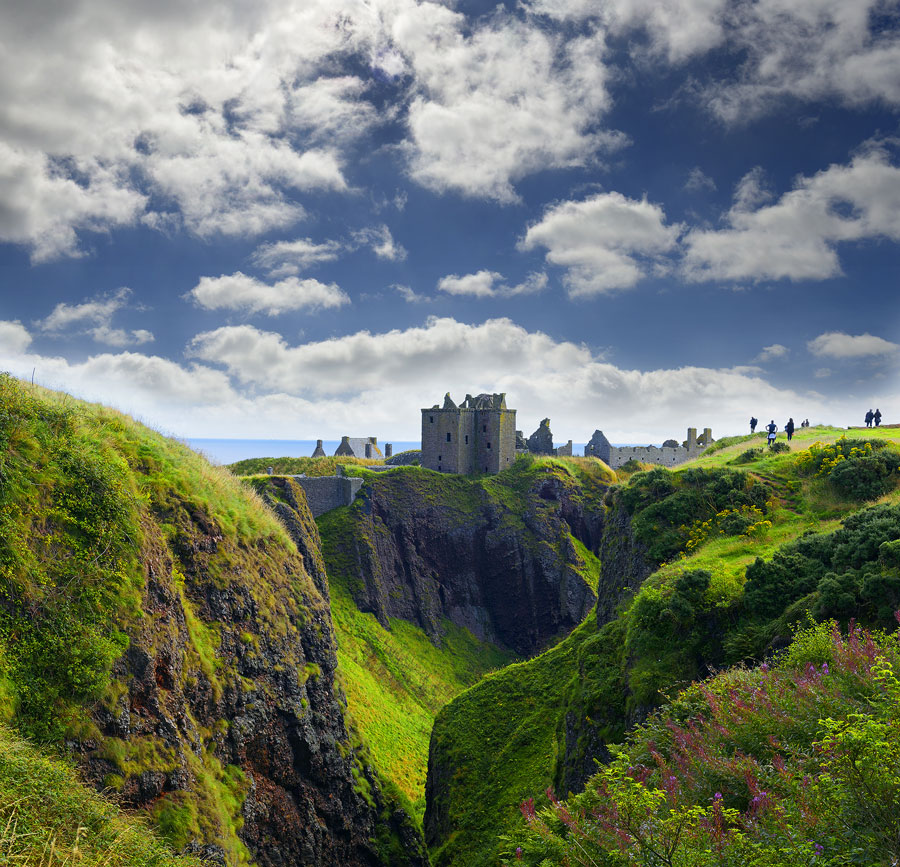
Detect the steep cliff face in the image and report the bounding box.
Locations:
[421,482,658,867]
[0,376,425,867]
[319,460,610,657]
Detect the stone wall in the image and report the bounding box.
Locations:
[602,444,704,469]
[293,476,364,517]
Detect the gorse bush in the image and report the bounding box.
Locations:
[620,467,769,564]
[503,619,900,867]
[769,440,790,454]
[743,504,900,627]
[796,437,900,501]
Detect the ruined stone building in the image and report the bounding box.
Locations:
[334,436,383,459]
[421,393,516,475]
[584,427,713,468]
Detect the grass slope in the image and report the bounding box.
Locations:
[0,725,201,866]
[429,428,900,867]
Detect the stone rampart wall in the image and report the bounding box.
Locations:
[293,476,364,517]
[604,445,703,469]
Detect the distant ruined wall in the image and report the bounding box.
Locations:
[293,476,364,517]
[604,445,705,469]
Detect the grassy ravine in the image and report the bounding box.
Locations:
[0,725,202,866]
[429,426,900,867]
[314,455,615,825]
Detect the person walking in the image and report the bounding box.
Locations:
[785,418,795,442]
[750,416,758,433]
[766,419,777,447]
[865,409,874,427]
[875,408,882,427]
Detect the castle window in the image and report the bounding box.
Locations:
[430,416,434,423]
[483,424,487,432]
[447,432,451,442]
[439,455,442,461]
[465,435,468,444]
[487,442,491,449]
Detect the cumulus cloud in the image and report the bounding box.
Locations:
[520,192,681,296]
[1,316,888,441]
[524,0,900,119]
[351,224,407,262]
[807,332,900,359]
[684,167,717,193]
[394,10,625,201]
[394,284,431,304]
[437,270,548,298]
[250,238,344,278]
[754,344,789,362]
[683,143,900,283]
[36,288,154,346]
[0,321,33,354]
[187,272,349,316]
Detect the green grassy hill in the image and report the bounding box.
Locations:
[426,427,900,867]
[0,373,425,866]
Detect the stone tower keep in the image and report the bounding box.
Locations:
[421,392,516,475]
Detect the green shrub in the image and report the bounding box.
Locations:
[769,440,790,454]
[732,447,763,464]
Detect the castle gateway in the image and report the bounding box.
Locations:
[421,393,516,475]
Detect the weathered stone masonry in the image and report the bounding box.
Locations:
[421,392,516,475]
[292,475,364,517]
[584,427,712,468]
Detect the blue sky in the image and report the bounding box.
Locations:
[1,0,899,444]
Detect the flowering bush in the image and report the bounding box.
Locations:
[795,438,899,501]
[502,619,900,867]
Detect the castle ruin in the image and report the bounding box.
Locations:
[584,427,713,468]
[421,392,516,475]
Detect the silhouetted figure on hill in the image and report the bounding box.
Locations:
[865,409,874,427]
[785,418,795,441]
[875,409,882,427]
[766,420,777,447]
[750,416,758,433]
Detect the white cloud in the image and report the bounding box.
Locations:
[814,368,832,379]
[351,224,407,262]
[754,343,789,362]
[0,321,33,354]
[807,332,900,359]
[187,272,349,316]
[519,192,681,296]
[0,0,366,259]
[36,288,154,347]
[393,10,625,201]
[437,270,548,298]
[1,316,890,442]
[393,284,431,304]
[251,238,344,278]
[684,167,717,193]
[525,0,900,120]
[683,144,900,283]
[437,270,504,298]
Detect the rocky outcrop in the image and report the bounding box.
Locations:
[594,489,655,627]
[83,479,426,867]
[318,465,605,657]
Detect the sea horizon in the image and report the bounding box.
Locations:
[185,438,652,465]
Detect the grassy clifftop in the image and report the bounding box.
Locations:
[427,428,900,867]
